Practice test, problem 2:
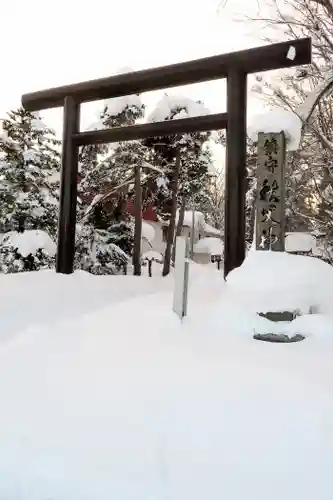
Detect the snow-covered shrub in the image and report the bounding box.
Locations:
[75,225,129,275]
[107,220,134,256]
[0,230,56,273]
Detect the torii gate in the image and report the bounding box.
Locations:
[21,38,311,278]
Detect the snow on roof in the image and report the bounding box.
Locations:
[176,210,206,229]
[227,250,333,314]
[148,95,210,123]
[204,223,221,236]
[2,230,56,257]
[285,232,315,253]
[142,250,163,261]
[248,108,302,151]
[141,221,155,243]
[175,212,221,236]
[194,237,223,255]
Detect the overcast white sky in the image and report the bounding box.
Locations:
[0,0,283,175]
[0,0,270,126]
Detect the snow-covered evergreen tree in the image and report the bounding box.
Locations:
[146,94,213,275]
[76,87,146,274]
[80,89,145,208]
[0,108,60,272]
[0,108,60,235]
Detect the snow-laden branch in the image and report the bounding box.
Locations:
[296,69,333,123]
[82,147,165,185]
[249,68,333,152]
[78,173,135,223]
[79,167,161,223]
[141,161,165,175]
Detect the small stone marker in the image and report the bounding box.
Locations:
[256,132,286,251]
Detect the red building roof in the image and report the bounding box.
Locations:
[126,199,158,222]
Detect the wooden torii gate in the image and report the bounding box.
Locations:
[21,38,311,277]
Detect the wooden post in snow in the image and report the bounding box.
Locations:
[256,132,286,251]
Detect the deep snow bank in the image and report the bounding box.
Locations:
[227,251,333,314]
[0,267,332,498]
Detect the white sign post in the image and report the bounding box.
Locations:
[172,236,190,319]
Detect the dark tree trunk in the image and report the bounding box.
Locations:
[163,150,181,277]
[133,164,142,276]
[148,259,152,277]
[172,197,186,264]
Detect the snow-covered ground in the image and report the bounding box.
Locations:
[1,254,333,499]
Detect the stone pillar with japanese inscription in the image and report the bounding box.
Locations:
[255,132,286,252]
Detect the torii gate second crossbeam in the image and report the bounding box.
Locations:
[21,37,311,278]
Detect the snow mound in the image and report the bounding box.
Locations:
[194,237,223,255]
[285,232,315,253]
[141,221,155,243]
[148,95,210,123]
[0,271,333,498]
[248,108,302,151]
[2,230,56,257]
[0,265,333,496]
[227,251,333,314]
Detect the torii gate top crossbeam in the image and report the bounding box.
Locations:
[22,38,311,112]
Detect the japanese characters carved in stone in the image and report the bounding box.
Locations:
[255,132,286,251]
